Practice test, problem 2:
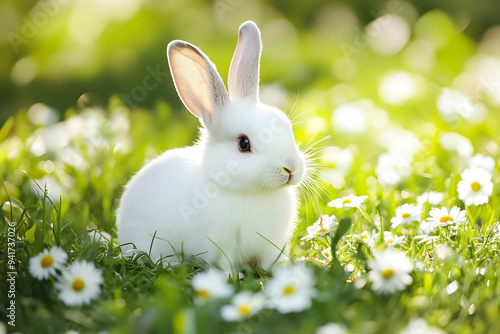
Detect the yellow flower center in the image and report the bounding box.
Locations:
[40,255,54,268]
[342,198,352,204]
[471,182,481,192]
[387,239,394,244]
[382,269,395,279]
[401,213,411,219]
[439,215,454,223]
[238,304,252,317]
[72,279,85,291]
[362,234,369,239]
[283,285,295,295]
[196,289,209,298]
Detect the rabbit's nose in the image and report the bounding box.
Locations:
[282,167,293,183]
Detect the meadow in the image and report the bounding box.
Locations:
[2,1,500,333]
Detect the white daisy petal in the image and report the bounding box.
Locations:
[427,206,468,228]
[265,263,316,314]
[368,249,413,294]
[220,291,265,321]
[29,247,67,280]
[457,168,493,206]
[302,215,338,240]
[327,195,368,209]
[391,203,422,228]
[56,260,103,306]
[192,270,233,303]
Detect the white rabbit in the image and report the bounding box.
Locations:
[116,21,305,271]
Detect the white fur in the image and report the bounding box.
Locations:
[116,21,305,271]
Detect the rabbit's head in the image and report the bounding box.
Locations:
[167,21,305,194]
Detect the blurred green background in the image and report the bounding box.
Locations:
[2,0,500,126]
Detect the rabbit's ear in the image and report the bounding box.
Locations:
[167,41,228,120]
[228,21,262,102]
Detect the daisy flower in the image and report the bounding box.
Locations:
[426,206,467,228]
[368,249,413,294]
[375,153,411,186]
[327,195,368,209]
[29,247,67,280]
[362,231,375,247]
[316,322,349,334]
[56,260,103,306]
[468,153,495,173]
[302,215,338,241]
[457,168,493,206]
[220,291,265,321]
[391,204,422,228]
[192,270,233,303]
[416,191,443,206]
[383,231,405,247]
[265,264,316,313]
[373,231,405,247]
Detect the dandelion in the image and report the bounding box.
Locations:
[316,322,349,334]
[302,215,338,241]
[457,168,493,206]
[368,249,413,294]
[468,153,495,173]
[427,206,467,228]
[29,247,67,280]
[266,264,316,314]
[220,291,265,321]
[192,270,233,303]
[416,191,443,206]
[327,195,368,209]
[375,153,411,186]
[56,260,103,306]
[391,204,422,228]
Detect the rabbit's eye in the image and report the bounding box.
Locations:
[237,135,252,153]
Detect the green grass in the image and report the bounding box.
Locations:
[2,11,500,334]
[2,95,499,333]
